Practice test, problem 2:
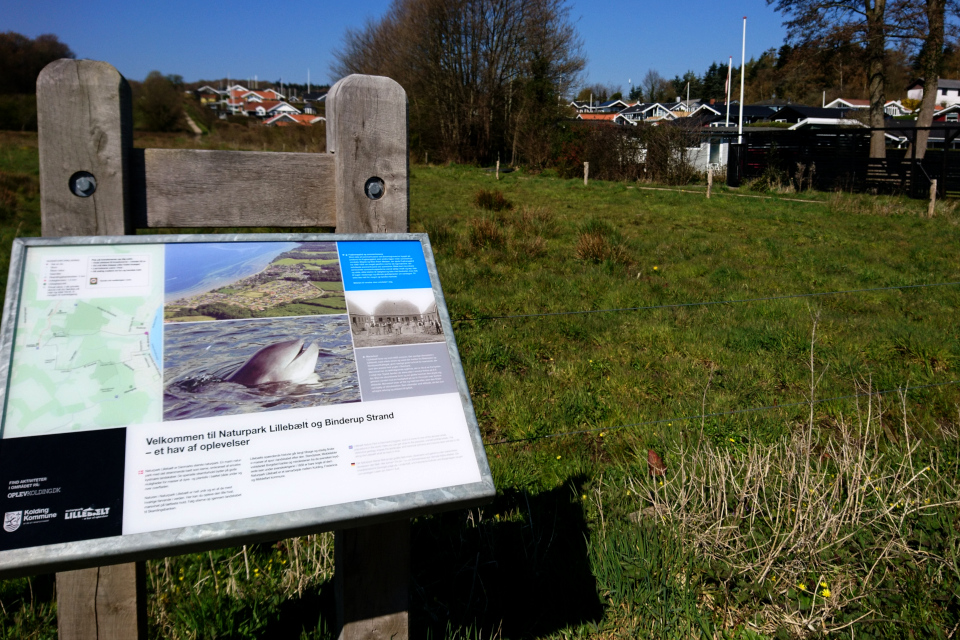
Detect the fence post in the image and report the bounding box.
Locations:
[706,167,713,199]
[326,74,408,234]
[36,59,146,640]
[929,179,938,218]
[584,161,589,186]
[327,74,412,640]
[37,59,133,236]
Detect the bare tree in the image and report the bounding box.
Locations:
[891,0,953,160]
[574,83,620,103]
[767,0,889,158]
[641,69,669,103]
[332,0,585,164]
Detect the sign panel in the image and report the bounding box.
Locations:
[0,234,493,576]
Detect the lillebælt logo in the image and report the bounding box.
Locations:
[65,507,110,521]
[3,511,22,532]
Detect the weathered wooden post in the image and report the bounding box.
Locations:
[584,161,589,186]
[37,59,144,640]
[36,60,412,640]
[706,167,713,199]
[929,178,938,218]
[326,73,411,639]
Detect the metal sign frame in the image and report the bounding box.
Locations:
[0,232,494,578]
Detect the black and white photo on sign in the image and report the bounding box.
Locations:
[345,289,444,348]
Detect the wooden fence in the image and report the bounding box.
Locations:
[726,125,960,198]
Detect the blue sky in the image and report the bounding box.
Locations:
[4,0,787,92]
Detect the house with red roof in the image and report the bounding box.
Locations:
[264,113,325,126]
[244,100,301,118]
[576,113,619,123]
[241,89,286,102]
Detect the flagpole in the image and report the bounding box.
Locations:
[738,16,746,144]
[725,56,732,126]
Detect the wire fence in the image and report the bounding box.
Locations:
[462,279,960,447]
[483,378,960,447]
[454,280,960,324]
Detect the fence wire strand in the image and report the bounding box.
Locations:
[483,378,960,447]
[455,280,960,323]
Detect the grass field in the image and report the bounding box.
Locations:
[1,131,959,638]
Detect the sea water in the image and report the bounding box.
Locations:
[165,242,299,303]
[162,315,360,421]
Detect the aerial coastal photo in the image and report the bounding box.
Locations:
[164,241,346,322]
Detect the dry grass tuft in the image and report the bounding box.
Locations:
[469,217,507,249]
[473,189,513,212]
[624,384,958,636]
[575,232,631,265]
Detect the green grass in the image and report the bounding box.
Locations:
[310,281,344,292]
[1,136,959,638]
[273,258,340,266]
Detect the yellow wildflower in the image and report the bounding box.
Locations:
[798,582,807,591]
[821,588,831,597]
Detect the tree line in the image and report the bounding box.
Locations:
[0,32,74,130]
[334,0,959,164]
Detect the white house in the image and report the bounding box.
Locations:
[907,78,960,107]
[825,97,913,116]
[617,102,675,123]
[244,101,301,118]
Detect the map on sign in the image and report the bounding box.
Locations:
[3,245,164,438]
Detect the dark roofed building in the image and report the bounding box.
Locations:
[769,106,852,124]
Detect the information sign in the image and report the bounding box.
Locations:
[0,234,494,577]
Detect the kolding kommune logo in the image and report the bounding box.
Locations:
[3,511,22,533]
[0,506,109,533]
[3,508,57,531]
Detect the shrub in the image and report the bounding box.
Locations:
[424,219,454,251]
[469,217,506,249]
[473,189,513,212]
[0,95,37,131]
[575,232,630,265]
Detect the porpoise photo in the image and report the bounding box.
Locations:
[163,315,360,421]
[227,338,322,386]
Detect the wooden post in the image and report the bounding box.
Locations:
[326,74,408,234]
[35,62,412,640]
[57,564,147,640]
[335,521,410,639]
[706,167,713,199]
[37,59,133,236]
[929,178,938,218]
[496,159,499,180]
[37,59,146,640]
[584,161,589,186]
[327,74,411,640]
